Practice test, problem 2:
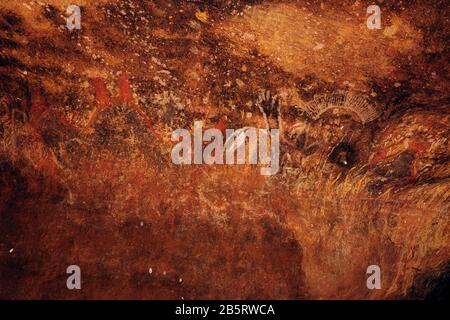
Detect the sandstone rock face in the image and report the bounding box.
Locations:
[0,0,448,299]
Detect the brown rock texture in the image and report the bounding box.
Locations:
[0,0,449,299]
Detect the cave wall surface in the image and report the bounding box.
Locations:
[0,0,449,299]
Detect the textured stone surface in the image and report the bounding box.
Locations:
[0,0,448,299]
